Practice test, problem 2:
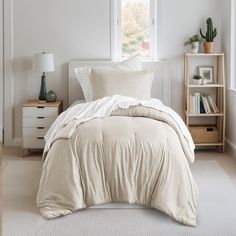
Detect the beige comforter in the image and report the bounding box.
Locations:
[37,104,198,227]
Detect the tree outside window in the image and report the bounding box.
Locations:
[121,0,150,58]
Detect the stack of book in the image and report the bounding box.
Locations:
[190,93,219,114]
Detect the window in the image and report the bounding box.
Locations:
[233,0,236,89]
[112,0,157,60]
[230,0,236,89]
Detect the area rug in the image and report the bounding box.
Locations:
[3,160,236,236]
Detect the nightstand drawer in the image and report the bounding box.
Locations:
[23,117,56,128]
[23,137,45,149]
[23,107,58,118]
[23,127,49,138]
[22,100,62,154]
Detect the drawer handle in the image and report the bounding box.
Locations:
[37,117,45,119]
[207,128,214,132]
[37,106,45,109]
[37,127,45,129]
[37,137,44,140]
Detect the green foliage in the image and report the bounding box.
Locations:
[184,35,202,47]
[193,74,202,80]
[200,18,217,42]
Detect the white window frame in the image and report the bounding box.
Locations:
[111,0,157,60]
[230,0,236,90]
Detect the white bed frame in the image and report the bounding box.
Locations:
[68,60,170,106]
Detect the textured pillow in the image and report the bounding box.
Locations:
[112,55,142,71]
[74,67,92,102]
[74,55,142,102]
[90,69,154,100]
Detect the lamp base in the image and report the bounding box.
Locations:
[39,73,47,101]
[38,100,47,104]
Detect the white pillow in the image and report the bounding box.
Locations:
[74,67,92,102]
[74,55,142,102]
[112,55,142,71]
[90,69,154,100]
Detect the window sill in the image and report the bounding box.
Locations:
[228,88,236,96]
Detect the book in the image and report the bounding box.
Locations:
[207,95,219,113]
[190,94,196,114]
[200,95,206,113]
[195,92,200,114]
[202,96,211,113]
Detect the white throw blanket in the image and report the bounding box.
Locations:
[45,95,195,159]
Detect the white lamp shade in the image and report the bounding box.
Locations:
[34,52,54,72]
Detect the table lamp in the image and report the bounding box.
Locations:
[34,52,54,101]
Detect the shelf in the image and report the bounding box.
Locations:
[185,53,224,57]
[186,84,224,88]
[185,111,224,117]
[184,52,225,152]
[195,142,224,146]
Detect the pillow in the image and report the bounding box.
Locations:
[112,55,142,71]
[90,69,154,100]
[74,67,92,102]
[74,55,142,102]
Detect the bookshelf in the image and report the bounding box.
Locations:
[184,53,226,151]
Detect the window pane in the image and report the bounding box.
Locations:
[121,0,150,58]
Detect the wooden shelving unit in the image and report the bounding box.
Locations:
[184,53,226,151]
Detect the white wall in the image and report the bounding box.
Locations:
[220,0,236,155]
[4,0,221,146]
[0,0,3,142]
[157,0,221,118]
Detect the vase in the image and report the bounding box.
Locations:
[194,79,202,85]
[202,79,207,85]
[204,42,214,53]
[189,42,199,54]
[46,90,57,102]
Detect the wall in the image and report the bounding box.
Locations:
[0,0,3,142]
[220,0,236,156]
[157,0,221,118]
[4,0,220,146]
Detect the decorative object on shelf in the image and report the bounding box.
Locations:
[46,90,57,102]
[184,35,202,53]
[198,66,213,84]
[34,52,55,102]
[189,125,218,144]
[200,18,217,53]
[192,74,202,85]
[201,78,207,85]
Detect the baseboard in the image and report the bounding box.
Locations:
[12,138,22,147]
[3,138,22,147]
[226,138,236,158]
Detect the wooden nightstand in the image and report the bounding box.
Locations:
[22,100,63,156]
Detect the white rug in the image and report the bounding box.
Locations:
[3,160,236,236]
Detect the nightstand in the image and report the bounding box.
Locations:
[22,100,63,156]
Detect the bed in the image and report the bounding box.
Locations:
[37,58,198,227]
